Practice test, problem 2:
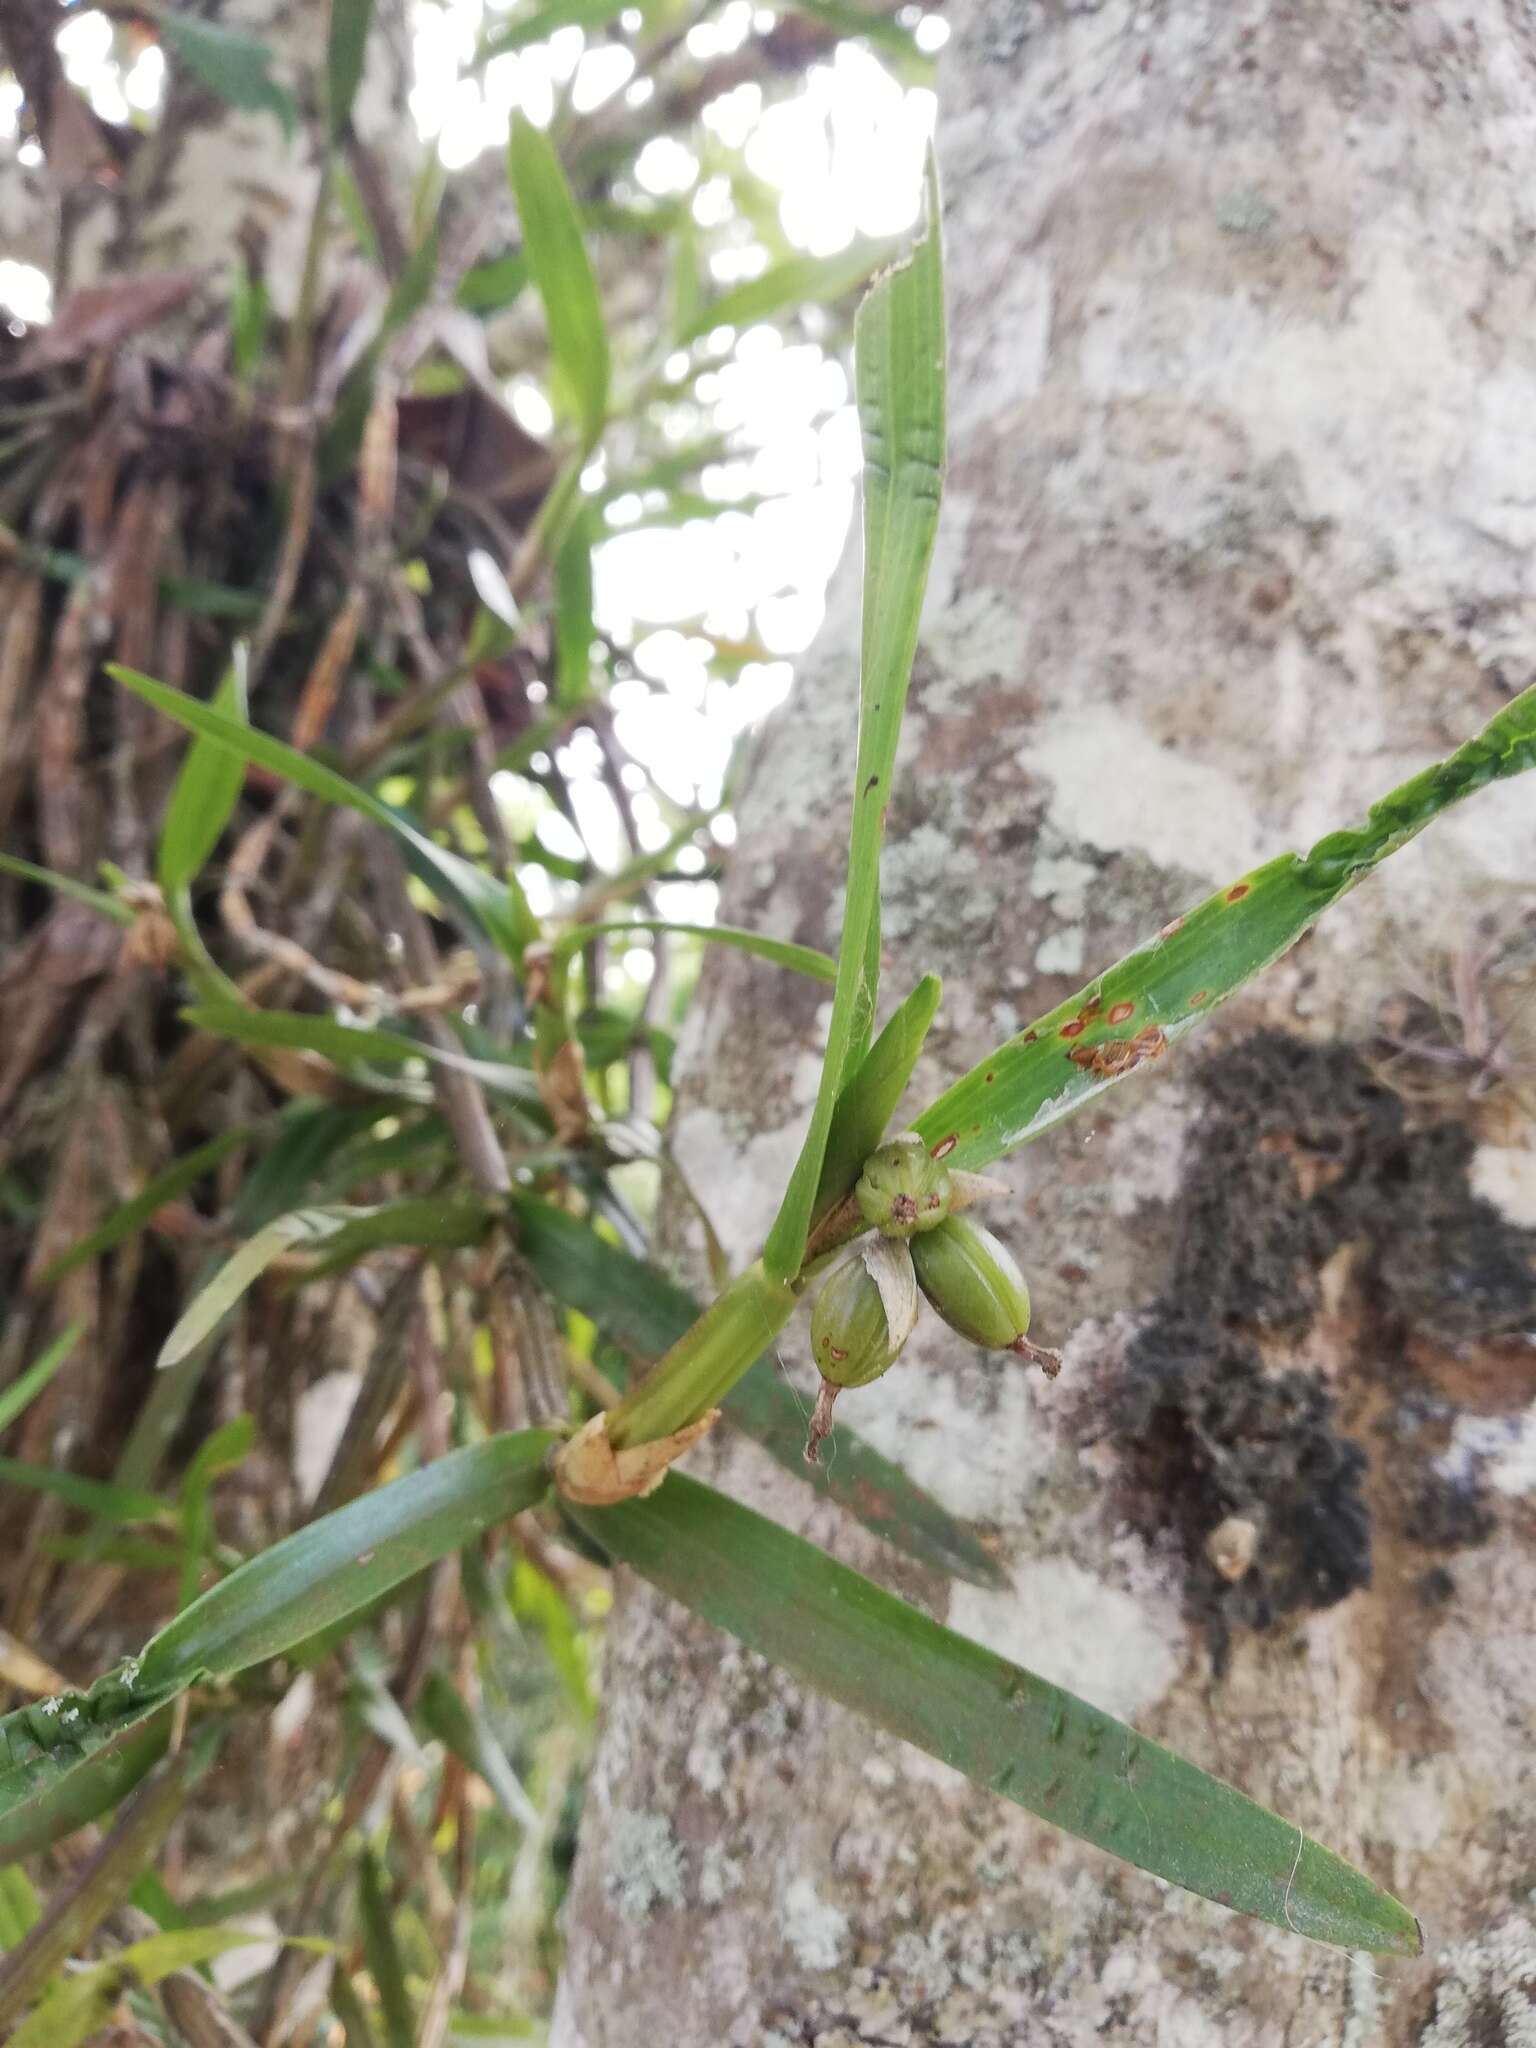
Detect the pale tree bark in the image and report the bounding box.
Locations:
[0,0,415,303]
[554,4,1536,2043]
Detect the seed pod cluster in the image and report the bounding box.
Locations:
[806,1135,1061,1461]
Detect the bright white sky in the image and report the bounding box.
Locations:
[1,1,946,987]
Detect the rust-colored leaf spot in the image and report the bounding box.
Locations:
[1107,1000,1136,1026]
[1066,1025,1168,1079]
[1189,989,1210,1007]
[1225,883,1251,903]
[1023,1030,1040,1044]
[1060,1018,1087,1039]
[932,1134,958,1159]
[1080,995,1104,1019]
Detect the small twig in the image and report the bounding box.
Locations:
[370,847,511,1197]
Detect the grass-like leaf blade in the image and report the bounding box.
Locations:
[328,0,375,134]
[676,239,896,345]
[570,1475,1422,1954]
[812,972,940,1220]
[157,15,298,138]
[157,659,247,898]
[481,0,632,58]
[509,1193,1004,1586]
[762,154,945,1281]
[418,1671,538,1828]
[182,1002,542,1103]
[155,1209,353,1370]
[0,1324,81,1437]
[358,1849,415,2048]
[912,678,1536,1172]
[551,919,836,983]
[38,1129,250,1286]
[10,1925,322,2048]
[0,1457,170,1524]
[508,115,609,447]
[553,506,595,704]
[109,665,524,958]
[136,1430,558,1690]
[0,854,131,926]
[0,1695,172,1869]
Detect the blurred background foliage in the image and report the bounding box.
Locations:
[0,0,948,2037]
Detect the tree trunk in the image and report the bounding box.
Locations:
[1,0,413,300]
[554,5,1536,2042]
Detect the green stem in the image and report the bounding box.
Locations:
[604,1260,796,1450]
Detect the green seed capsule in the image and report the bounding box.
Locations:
[810,1238,919,1388]
[855,1133,952,1239]
[910,1215,1032,1351]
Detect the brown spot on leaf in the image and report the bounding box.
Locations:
[1226,883,1252,903]
[1189,989,1210,1006]
[1060,1018,1087,1039]
[1066,1024,1169,1078]
[1107,1000,1136,1026]
[932,1134,958,1158]
[1159,916,1186,939]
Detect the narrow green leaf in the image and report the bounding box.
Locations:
[457,252,528,315]
[670,210,702,342]
[109,665,524,958]
[155,1209,351,1371]
[107,1109,393,1506]
[0,1744,201,2038]
[357,1851,414,2048]
[294,1196,492,1279]
[763,157,945,1281]
[553,506,595,705]
[418,1671,537,1828]
[158,15,298,138]
[9,1925,318,2048]
[385,224,440,333]
[181,1003,542,1103]
[812,973,940,1220]
[570,1476,1422,1955]
[509,1194,1005,1586]
[677,238,895,345]
[328,0,375,134]
[912,676,1536,1173]
[158,660,248,898]
[482,0,634,57]
[0,1324,80,1438]
[38,1130,249,1287]
[0,1867,40,1947]
[230,260,270,383]
[136,1430,558,1690]
[552,918,836,983]
[0,1458,169,1524]
[508,115,609,446]
[787,0,923,58]
[0,1694,172,1871]
[0,854,131,926]
[178,1414,256,1610]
